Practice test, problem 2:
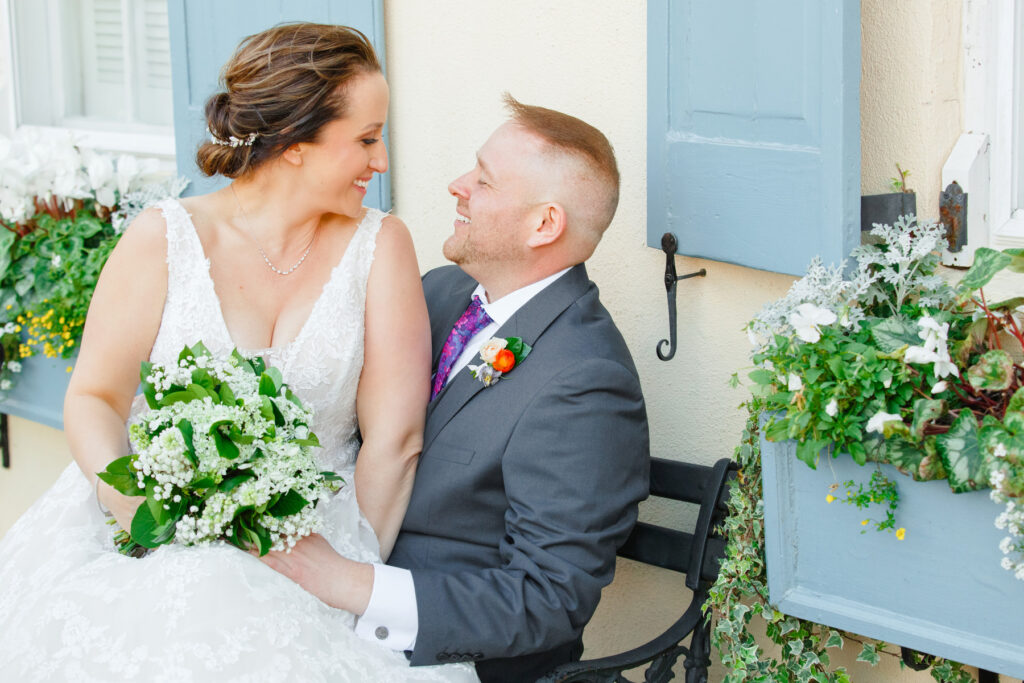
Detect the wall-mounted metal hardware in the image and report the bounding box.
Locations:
[940,180,967,253]
[1,413,8,469]
[657,232,707,361]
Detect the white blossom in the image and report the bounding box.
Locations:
[866,411,902,434]
[825,398,838,417]
[788,303,837,343]
[787,373,803,391]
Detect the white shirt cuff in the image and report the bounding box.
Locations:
[354,563,418,651]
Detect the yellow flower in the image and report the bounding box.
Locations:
[4,304,10,310]
[67,339,75,347]
[861,519,869,526]
[825,494,836,503]
[895,528,906,540]
[65,366,72,373]
[59,317,65,324]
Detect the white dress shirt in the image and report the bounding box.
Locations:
[354,267,571,651]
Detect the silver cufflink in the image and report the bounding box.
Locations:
[375,626,389,640]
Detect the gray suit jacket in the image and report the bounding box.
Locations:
[390,264,649,682]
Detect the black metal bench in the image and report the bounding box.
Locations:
[538,456,738,683]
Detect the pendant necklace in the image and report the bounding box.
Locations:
[230,185,317,276]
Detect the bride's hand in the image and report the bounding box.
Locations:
[97,480,144,533]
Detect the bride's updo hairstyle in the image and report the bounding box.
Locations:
[197,23,380,178]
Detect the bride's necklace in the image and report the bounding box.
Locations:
[230,185,318,276]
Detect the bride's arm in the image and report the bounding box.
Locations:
[63,209,168,531]
[354,215,431,560]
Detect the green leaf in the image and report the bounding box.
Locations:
[259,367,284,397]
[219,469,256,492]
[211,426,240,460]
[267,489,310,517]
[260,396,275,422]
[764,417,790,442]
[959,247,1012,290]
[270,399,285,427]
[795,438,827,469]
[228,424,256,444]
[97,456,143,496]
[190,475,216,489]
[869,318,919,354]
[747,369,774,385]
[190,368,216,393]
[936,411,988,492]
[218,382,237,406]
[131,498,176,549]
[177,419,197,466]
[967,349,1014,391]
[178,345,194,365]
[294,430,320,447]
[1005,247,1024,273]
[190,341,211,359]
[159,390,196,406]
[0,228,16,280]
[249,355,266,376]
[187,383,213,400]
[881,438,924,480]
[825,630,844,650]
[856,643,880,666]
[987,296,1024,311]
[1007,387,1024,415]
[232,349,255,373]
[910,398,945,441]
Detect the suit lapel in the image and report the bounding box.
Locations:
[423,264,591,451]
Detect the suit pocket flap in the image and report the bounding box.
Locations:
[427,443,475,465]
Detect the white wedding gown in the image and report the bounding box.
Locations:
[0,199,478,683]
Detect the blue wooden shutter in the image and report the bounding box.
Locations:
[167,0,390,210]
[648,0,860,276]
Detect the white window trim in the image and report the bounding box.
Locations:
[0,0,175,160]
[962,0,1024,249]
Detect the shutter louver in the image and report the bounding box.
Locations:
[81,0,127,121]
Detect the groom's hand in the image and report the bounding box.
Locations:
[259,533,374,615]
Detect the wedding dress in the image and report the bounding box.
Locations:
[0,199,478,683]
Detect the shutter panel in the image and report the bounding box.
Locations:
[80,0,127,121]
[167,0,391,210]
[647,0,860,276]
[133,0,174,126]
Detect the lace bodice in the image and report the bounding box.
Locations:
[147,198,383,474]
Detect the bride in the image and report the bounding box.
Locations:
[0,23,478,683]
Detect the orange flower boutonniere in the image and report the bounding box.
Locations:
[468,337,532,387]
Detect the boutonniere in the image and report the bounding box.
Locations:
[468,337,532,387]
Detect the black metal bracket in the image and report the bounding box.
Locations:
[657,232,706,361]
[1,413,8,469]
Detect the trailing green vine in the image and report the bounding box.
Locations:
[705,405,977,682]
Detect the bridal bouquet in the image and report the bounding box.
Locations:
[98,343,341,557]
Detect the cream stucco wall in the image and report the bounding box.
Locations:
[861,0,963,220]
[1,0,1010,680]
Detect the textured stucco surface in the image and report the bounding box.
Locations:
[860,0,963,221]
[2,0,1002,680]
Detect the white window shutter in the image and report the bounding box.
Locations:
[133,0,173,126]
[80,0,127,121]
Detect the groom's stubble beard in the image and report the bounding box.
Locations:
[442,219,528,277]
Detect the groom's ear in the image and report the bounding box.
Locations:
[525,202,567,249]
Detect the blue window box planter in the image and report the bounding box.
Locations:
[761,434,1024,679]
[0,356,75,430]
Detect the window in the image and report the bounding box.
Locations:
[7,0,174,156]
[961,0,1024,249]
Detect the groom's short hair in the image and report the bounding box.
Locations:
[503,94,620,248]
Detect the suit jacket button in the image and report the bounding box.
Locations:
[374,626,389,641]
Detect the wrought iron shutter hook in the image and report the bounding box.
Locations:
[656,232,706,361]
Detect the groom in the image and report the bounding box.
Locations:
[267,96,649,682]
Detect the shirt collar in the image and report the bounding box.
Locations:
[472,267,572,327]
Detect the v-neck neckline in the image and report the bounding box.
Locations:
[170,199,372,357]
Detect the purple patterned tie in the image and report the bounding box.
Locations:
[431,295,493,400]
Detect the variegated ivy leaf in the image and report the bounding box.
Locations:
[936,411,989,492]
[967,349,1015,391]
[958,247,1012,291]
